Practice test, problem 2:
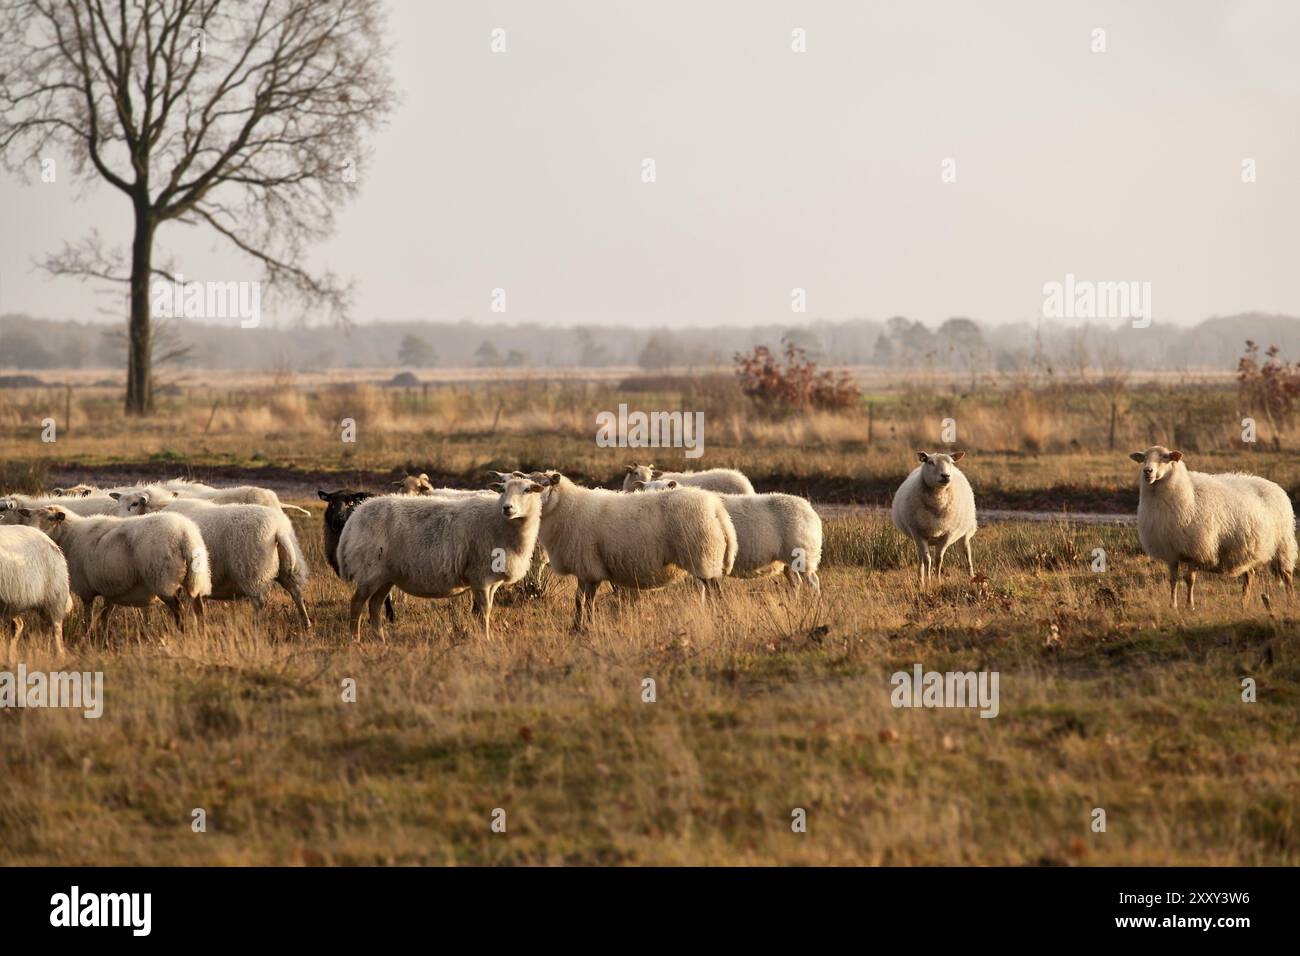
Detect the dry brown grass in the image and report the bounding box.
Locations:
[2,508,1295,866]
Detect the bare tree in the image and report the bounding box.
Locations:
[0,0,394,413]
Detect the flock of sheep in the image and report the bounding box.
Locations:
[0,445,1295,655]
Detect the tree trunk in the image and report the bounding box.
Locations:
[125,207,155,416]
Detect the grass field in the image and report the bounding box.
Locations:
[1,504,1295,866]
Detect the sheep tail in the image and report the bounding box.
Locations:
[183,539,212,598]
[719,505,737,576]
[276,525,309,586]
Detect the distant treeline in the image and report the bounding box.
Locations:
[1,311,1297,373]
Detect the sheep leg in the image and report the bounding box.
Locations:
[279,577,312,630]
[349,588,371,643]
[572,584,585,631]
[935,541,952,579]
[914,539,930,588]
[191,595,207,639]
[366,587,391,641]
[7,616,21,661]
[1184,569,1197,610]
[1240,570,1254,609]
[93,603,116,642]
[383,593,397,623]
[80,597,97,640]
[49,619,64,658]
[472,584,497,639]
[1167,562,1180,608]
[581,581,600,628]
[963,535,975,578]
[163,593,186,631]
[807,570,821,598]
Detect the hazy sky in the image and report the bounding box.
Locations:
[2,0,1298,328]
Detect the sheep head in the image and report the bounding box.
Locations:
[916,451,965,489]
[1130,446,1183,486]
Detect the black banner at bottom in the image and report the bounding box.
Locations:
[0,866,1279,942]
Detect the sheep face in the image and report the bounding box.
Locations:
[393,473,434,496]
[52,485,95,498]
[1129,446,1184,486]
[534,471,566,514]
[12,506,69,535]
[110,490,164,516]
[494,477,544,521]
[318,490,373,532]
[635,479,678,492]
[916,451,966,489]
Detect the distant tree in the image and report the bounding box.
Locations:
[638,331,684,370]
[474,339,502,367]
[871,334,895,365]
[575,327,611,367]
[0,328,55,368]
[397,334,436,368]
[504,349,528,367]
[782,328,822,361]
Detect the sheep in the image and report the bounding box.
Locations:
[534,471,737,629]
[0,525,74,657]
[8,506,211,637]
[639,479,822,594]
[622,462,755,495]
[1,493,120,519]
[393,473,435,496]
[337,476,544,641]
[107,479,312,516]
[891,451,978,587]
[1130,446,1297,608]
[113,491,310,628]
[51,484,97,498]
[318,489,396,623]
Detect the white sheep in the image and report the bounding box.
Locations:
[535,472,736,629]
[1,493,120,519]
[891,451,978,586]
[0,525,74,657]
[337,476,544,641]
[112,491,311,628]
[622,462,755,495]
[1130,446,1297,608]
[640,479,822,594]
[108,479,312,516]
[393,473,435,495]
[8,506,212,637]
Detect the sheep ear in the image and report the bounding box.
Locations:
[916,452,929,463]
[651,470,663,479]
[625,464,637,473]
[1166,450,1183,463]
[419,473,430,481]
[108,492,121,500]
[49,509,66,523]
[52,488,65,497]
[17,508,32,518]
[950,452,965,462]
[489,482,505,492]
[318,490,332,501]
[392,480,404,487]
[1128,452,1145,463]
[632,480,645,490]
[666,480,678,489]
[526,483,543,494]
